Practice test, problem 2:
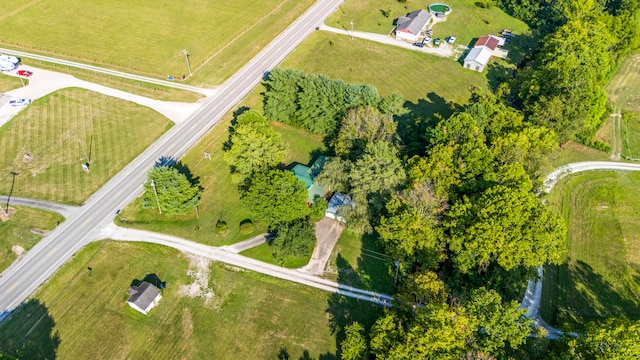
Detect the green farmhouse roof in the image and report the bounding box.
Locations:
[291,156,327,202]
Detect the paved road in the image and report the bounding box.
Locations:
[221,233,269,253]
[0,47,216,96]
[0,196,78,219]
[0,0,344,312]
[521,161,640,338]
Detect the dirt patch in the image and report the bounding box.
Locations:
[11,245,25,256]
[178,255,215,305]
[0,207,16,222]
[30,228,50,235]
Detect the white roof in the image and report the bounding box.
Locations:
[464,47,493,66]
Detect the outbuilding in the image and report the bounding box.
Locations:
[126,281,162,315]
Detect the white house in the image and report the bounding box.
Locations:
[463,35,508,72]
[126,281,162,315]
[395,9,431,42]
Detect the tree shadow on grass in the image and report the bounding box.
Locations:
[0,299,60,359]
[486,62,516,93]
[545,260,640,331]
[130,273,166,289]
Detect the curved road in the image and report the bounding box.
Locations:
[0,0,344,312]
[0,196,78,219]
[522,161,640,338]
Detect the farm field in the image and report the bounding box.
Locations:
[606,52,640,113]
[117,89,328,247]
[0,206,63,273]
[0,73,25,92]
[0,88,173,204]
[0,241,381,359]
[541,171,640,330]
[0,0,315,86]
[282,31,489,118]
[327,0,530,46]
[622,114,640,159]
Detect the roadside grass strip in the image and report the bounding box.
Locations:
[0,88,173,205]
[0,206,63,273]
[542,171,640,330]
[0,0,314,85]
[0,74,25,93]
[0,241,381,359]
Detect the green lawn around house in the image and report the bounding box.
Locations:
[541,171,640,330]
[0,206,64,273]
[0,88,172,205]
[0,0,314,86]
[117,88,327,247]
[325,230,395,294]
[240,242,312,269]
[0,241,382,359]
[0,74,26,93]
[282,31,489,119]
[606,52,640,113]
[328,0,530,47]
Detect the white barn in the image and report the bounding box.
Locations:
[463,47,493,72]
[126,281,162,315]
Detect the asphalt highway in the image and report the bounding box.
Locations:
[0,0,344,312]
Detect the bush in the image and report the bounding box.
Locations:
[310,197,328,222]
[239,220,255,235]
[215,220,228,234]
[270,219,316,265]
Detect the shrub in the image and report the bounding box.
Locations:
[239,220,255,234]
[215,220,228,234]
[310,197,328,222]
[270,219,316,264]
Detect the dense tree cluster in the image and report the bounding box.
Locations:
[140,165,202,215]
[263,68,407,136]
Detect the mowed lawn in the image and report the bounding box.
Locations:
[118,89,327,246]
[542,171,640,330]
[0,88,173,205]
[282,31,489,117]
[0,0,314,86]
[0,74,25,92]
[328,0,530,46]
[0,241,382,359]
[606,52,640,112]
[0,206,63,273]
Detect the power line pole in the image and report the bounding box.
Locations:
[350,19,354,40]
[183,50,192,76]
[150,180,162,214]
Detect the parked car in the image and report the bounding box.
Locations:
[433,38,441,46]
[413,42,424,47]
[9,98,31,106]
[447,36,457,44]
[17,70,33,77]
[423,36,432,44]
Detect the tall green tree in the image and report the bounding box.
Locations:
[333,106,399,159]
[223,110,286,183]
[241,169,310,226]
[140,165,202,216]
[263,68,304,124]
[341,322,368,360]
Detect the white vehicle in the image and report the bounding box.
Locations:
[9,98,31,107]
[447,36,457,44]
[0,54,20,71]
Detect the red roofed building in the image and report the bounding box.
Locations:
[474,35,500,51]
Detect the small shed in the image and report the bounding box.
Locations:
[395,10,432,42]
[126,281,162,315]
[291,156,327,203]
[325,193,353,223]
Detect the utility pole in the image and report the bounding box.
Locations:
[394,260,400,284]
[150,180,162,214]
[183,49,192,76]
[350,19,354,40]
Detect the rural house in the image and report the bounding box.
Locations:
[325,192,353,223]
[126,281,162,315]
[291,156,327,203]
[395,9,432,42]
[463,34,509,72]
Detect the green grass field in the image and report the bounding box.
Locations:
[541,171,640,330]
[325,230,394,294]
[0,206,63,273]
[0,0,314,86]
[621,114,640,159]
[282,31,489,118]
[606,52,640,113]
[117,89,327,246]
[328,0,530,46]
[240,242,311,269]
[0,241,381,359]
[0,74,25,92]
[0,88,173,204]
